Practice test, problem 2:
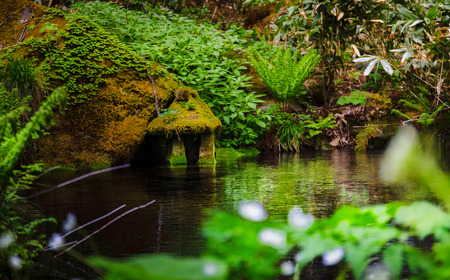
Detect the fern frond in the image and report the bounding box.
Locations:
[248,47,320,107]
[355,126,379,151]
[391,109,412,120]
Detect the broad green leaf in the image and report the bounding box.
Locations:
[383,244,404,279]
[395,202,450,239]
[255,120,266,128]
[89,255,228,280]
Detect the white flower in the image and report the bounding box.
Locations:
[258,228,286,249]
[322,247,345,266]
[203,262,218,276]
[9,255,22,269]
[295,252,303,262]
[379,125,417,184]
[0,232,15,248]
[365,262,391,280]
[63,213,77,232]
[238,201,267,222]
[49,233,65,251]
[280,261,295,276]
[288,207,314,229]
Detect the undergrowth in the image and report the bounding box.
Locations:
[73,1,271,147]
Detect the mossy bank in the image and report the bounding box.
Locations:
[0,1,221,169]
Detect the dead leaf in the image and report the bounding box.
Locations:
[330,137,341,147]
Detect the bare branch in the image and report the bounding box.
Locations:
[54,200,156,258]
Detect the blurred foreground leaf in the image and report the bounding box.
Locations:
[89,254,228,280]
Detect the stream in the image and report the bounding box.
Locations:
[28,150,425,279]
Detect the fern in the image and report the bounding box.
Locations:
[248,47,320,110]
[399,99,424,112]
[391,109,412,120]
[355,126,379,151]
[0,87,66,203]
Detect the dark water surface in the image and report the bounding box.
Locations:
[30,150,420,278]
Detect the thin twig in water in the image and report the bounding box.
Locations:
[54,200,156,258]
[32,166,61,182]
[23,164,130,201]
[62,204,127,239]
[43,204,127,251]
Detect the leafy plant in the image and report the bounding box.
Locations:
[0,86,66,204]
[248,47,320,111]
[336,90,369,106]
[0,87,66,272]
[1,164,57,268]
[0,83,21,115]
[0,57,45,112]
[73,1,271,147]
[354,126,379,152]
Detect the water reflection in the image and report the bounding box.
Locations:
[33,150,405,272]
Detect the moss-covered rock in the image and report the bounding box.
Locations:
[147,88,221,137]
[0,1,220,168]
[147,88,221,165]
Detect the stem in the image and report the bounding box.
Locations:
[21,164,130,202]
[143,58,160,115]
[0,14,14,28]
[16,24,28,45]
[54,200,156,257]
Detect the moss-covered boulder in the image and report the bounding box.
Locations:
[0,1,220,168]
[147,88,221,164]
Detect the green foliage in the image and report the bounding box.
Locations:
[391,85,446,127]
[21,13,150,105]
[274,112,305,152]
[354,126,379,152]
[90,255,228,280]
[248,47,320,111]
[1,164,57,266]
[0,87,66,270]
[304,114,336,138]
[73,1,271,147]
[269,110,335,152]
[0,87,67,193]
[0,57,45,111]
[0,83,21,115]
[337,90,369,106]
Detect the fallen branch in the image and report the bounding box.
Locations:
[0,14,14,28]
[55,200,156,257]
[143,58,160,115]
[16,24,28,45]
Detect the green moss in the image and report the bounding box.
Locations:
[169,155,187,165]
[216,148,244,158]
[236,147,260,157]
[148,88,221,137]
[0,2,183,169]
